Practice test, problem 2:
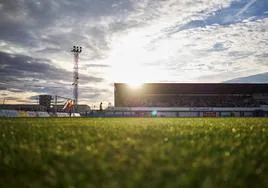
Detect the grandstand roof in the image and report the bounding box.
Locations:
[115,83,268,94]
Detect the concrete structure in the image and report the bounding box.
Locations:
[39,95,52,110]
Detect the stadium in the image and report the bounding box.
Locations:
[1,1,268,187]
[106,83,268,117]
[1,83,268,117]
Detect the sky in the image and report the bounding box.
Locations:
[0,0,268,106]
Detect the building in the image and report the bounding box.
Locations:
[111,83,268,117]
[39,95,52,109]
[115,83,268,107]
[0,94,90,114]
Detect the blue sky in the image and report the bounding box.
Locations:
[0,0,268,105]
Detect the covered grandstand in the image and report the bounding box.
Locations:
[109,83,268,117]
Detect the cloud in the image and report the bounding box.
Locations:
[0,51,103,83]
[81,63,110,70]
[0,0,143,60]
[0,51,104,100]
[162,0,268,36]
[143,17,268,81]
[235,0,257,18]
[0,0,237,57]
[224,72,268,83]
[1,0,268,104]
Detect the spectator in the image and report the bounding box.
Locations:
[100,102,103,111]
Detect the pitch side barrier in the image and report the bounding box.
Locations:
[94,107,268,117]
[0,110,50,117]
[0,110,81,117]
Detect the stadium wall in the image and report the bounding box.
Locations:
[102,107,268,117]
[0,110,80,117]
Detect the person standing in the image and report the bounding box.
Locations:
[100,102,103,111]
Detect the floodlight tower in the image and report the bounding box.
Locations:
[71,45,82,113]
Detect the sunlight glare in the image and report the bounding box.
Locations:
[127,81,143,88]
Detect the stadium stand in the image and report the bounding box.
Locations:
[111,83,268,117]
[115,83,268,108]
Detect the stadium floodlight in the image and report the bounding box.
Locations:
[71,45,82,113]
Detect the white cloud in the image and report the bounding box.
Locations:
[235,0,257,18]
[103,10,268,83]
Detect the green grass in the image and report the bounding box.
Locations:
[0,118,268,188]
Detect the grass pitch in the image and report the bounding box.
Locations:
[0,118,268,188]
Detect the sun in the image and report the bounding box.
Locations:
[128,81,143,88]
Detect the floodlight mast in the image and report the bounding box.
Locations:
[71,46,82,113]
